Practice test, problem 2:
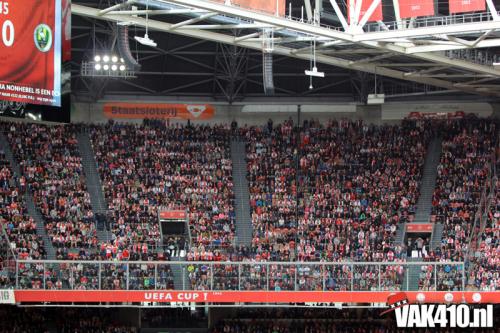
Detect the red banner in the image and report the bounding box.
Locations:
[210,0,286,16]
[348,0,383,24]
[407,224,433,232]
[398,0,435,18]
[103,103,216,120]
[62,0,71,62]
[13,290,500,304]
[407,111,465,120]
[160,211,187,220]
[449,0,486,14]
[0,0,61,106]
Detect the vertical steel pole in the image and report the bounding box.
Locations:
[154,264,158,290]
[43,263,46,289]
[238,263,242,291]
[98,263,102,290]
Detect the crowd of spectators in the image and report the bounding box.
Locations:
[0,118,498,294]
[245,119,428,264]
[90,122,235,259]
[4,122,98,260]
[466,151,499,291]
[431,120,496,262]
[0,150,46,261]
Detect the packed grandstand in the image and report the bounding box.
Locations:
[0,117,497,295]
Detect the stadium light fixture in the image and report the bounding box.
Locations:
[83,52,135,78]
[134,0,157,48]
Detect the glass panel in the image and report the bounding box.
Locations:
[156,264,174,290]
[268,264,295,291]
[17,262,44,289]
[45,263,71,290]
[101,263,127,290]
[186,263,212,290]
[436,264,463,291]
[417,263,435,291]
[212,263,239,291]
[324,264,351,291]
[70,262,99,290]
[380,264,405,291]
[352,264,379,291]
[240,264,267,290]
[129,263,156,290]
[296,265,322,291]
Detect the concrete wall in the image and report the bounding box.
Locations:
[71,98,495,127]
[71,100,383,126]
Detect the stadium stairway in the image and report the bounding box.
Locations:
[230,139,253,247]
[410,138,444,252]
[0,133,57,260]
[430,223,445,252]
[394,224,405,246]
[170,258,187,290]
[405,258,422,291]
[76,131,112,243]
[413,137,442,224]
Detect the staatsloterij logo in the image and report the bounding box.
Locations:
[381,292,494,328]
[34,24,52,52]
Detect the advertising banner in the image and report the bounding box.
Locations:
[406,224,433,232]
[398,0,435,18]
[0,0,61,106]
[13,290,500,304]
[449,0,486,14]
[103,103,216,120]
[210,0,285,16]
[348,0,383,23]
[160,211,187,220]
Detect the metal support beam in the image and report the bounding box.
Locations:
[358,0,381,28]
[99,1,134,16]
[72,4,500,97]
[170,12,218,30]
[486,0,499,20]
[329,0,348,31]
[106,8,209,15]
[177,23,272,30]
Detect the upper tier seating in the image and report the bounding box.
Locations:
[5,123,98,260]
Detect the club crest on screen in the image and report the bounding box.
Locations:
[34,24,52,52]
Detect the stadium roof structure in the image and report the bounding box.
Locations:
[71,0,500,103]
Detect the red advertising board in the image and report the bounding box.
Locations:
[210,0,286,16]
[407,224,433,232]
[103,103,216,120]
[348,0,383,23]
[62,0,71,62]
[0,0,61,106]
[160,211,187,220]
[13,290,500,304]
[407,111,466,120]
[398,0,435,18]
[449,0,486,14]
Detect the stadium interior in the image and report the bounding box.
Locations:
[0,0,499,332]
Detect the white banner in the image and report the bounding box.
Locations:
[382,102,492,120]
[242,104,357,113]
[0,290,15,304]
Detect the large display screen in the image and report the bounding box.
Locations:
[0,0,61,107]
